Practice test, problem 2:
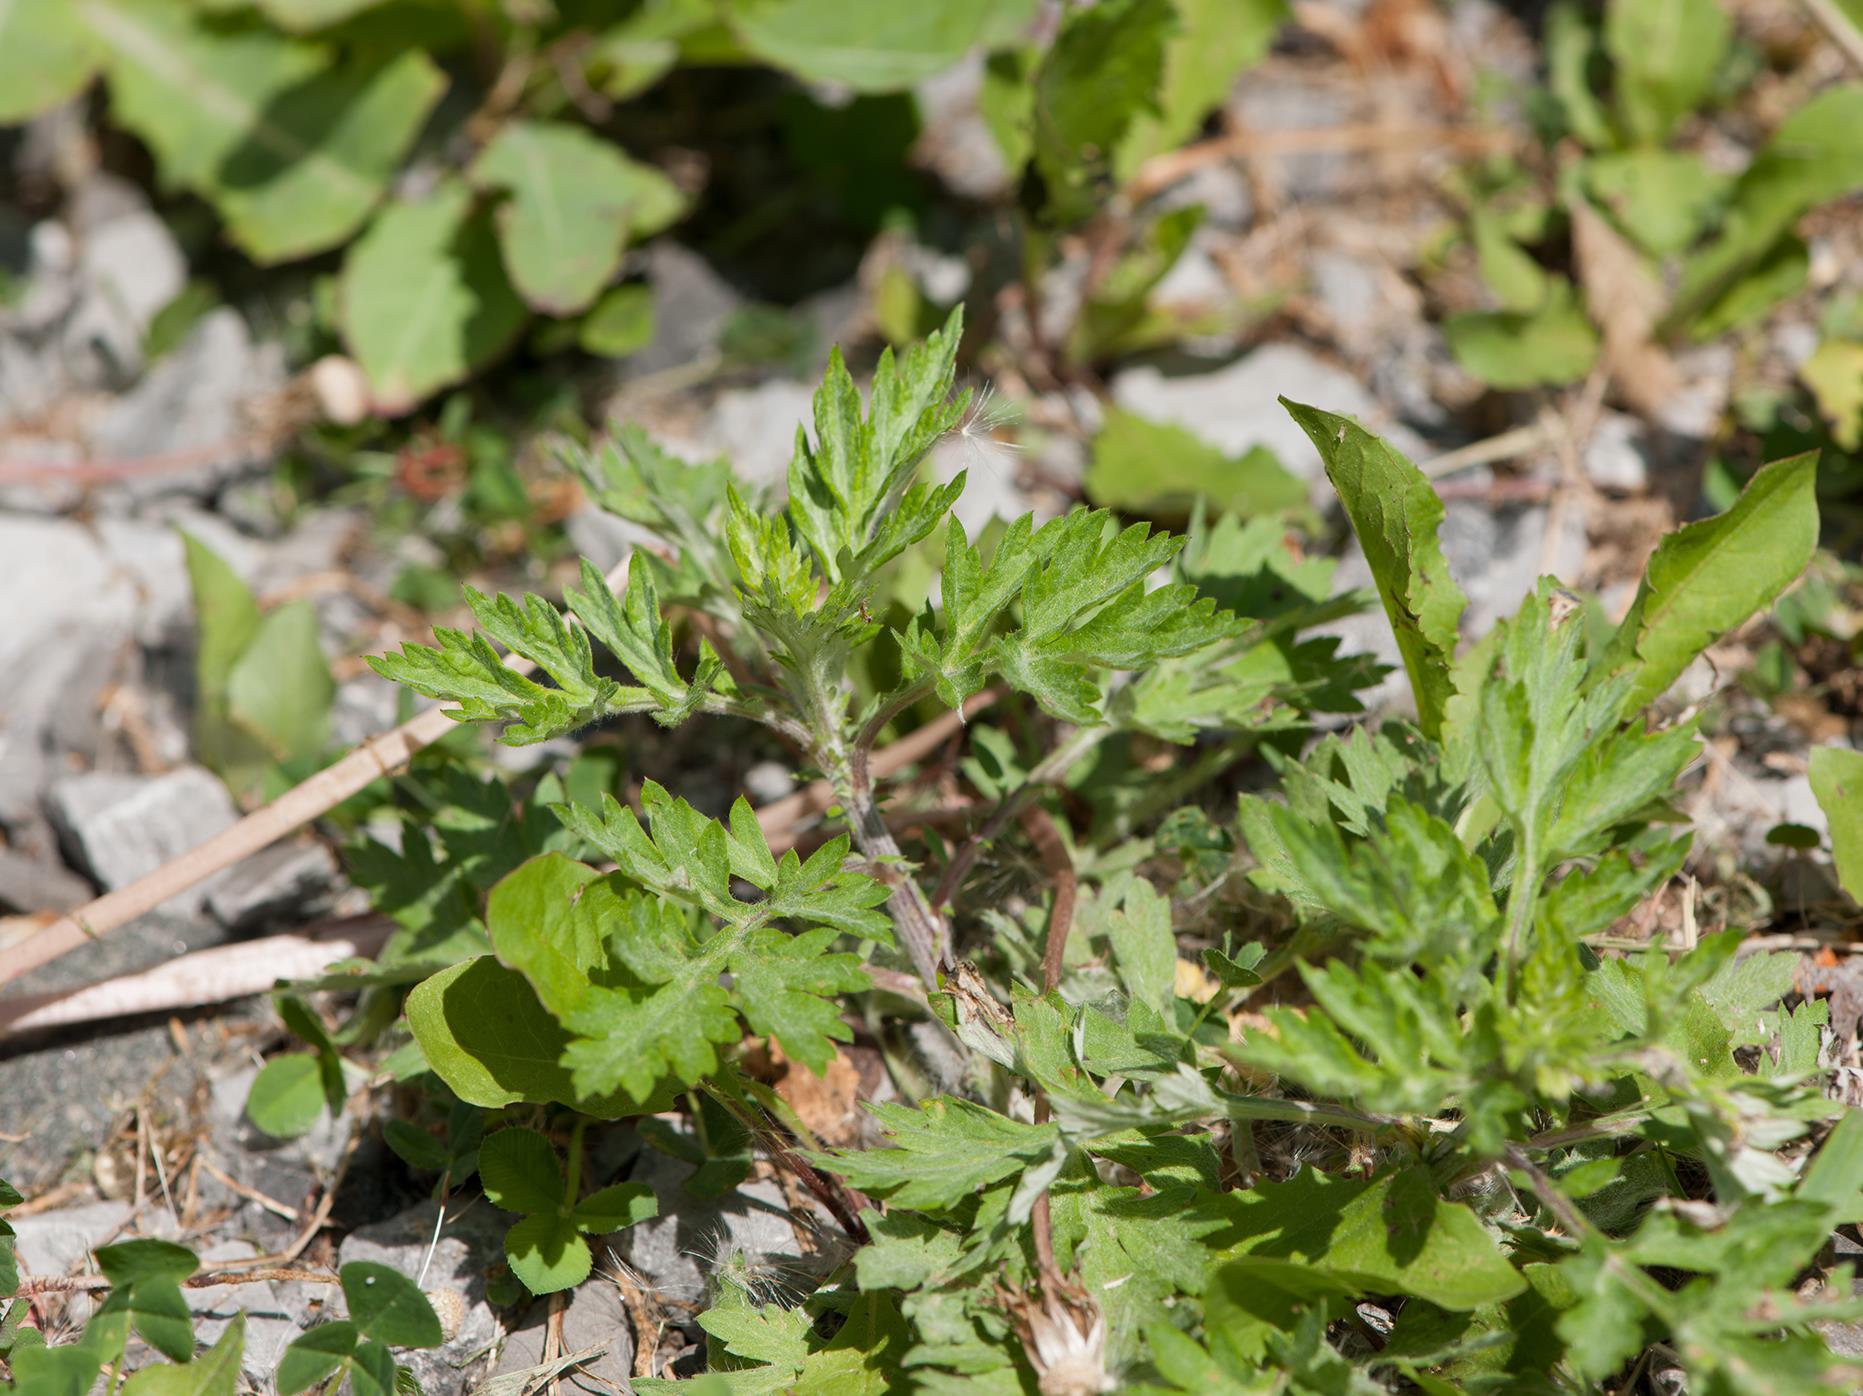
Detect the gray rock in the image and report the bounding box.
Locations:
[329,675,402,752]
[45,766,238,912]
[1231,77,1355,200]
[1110,344,1429,506]
[488,1280,634,1394]
[1151,160,1253,229]
[1584,411,1652,494]
[615,1137,832,1307]
[337,1202,507,1396]
[1651,343,1733,440]
[85,308,286,506]
[206,839,343,934]
[563,503,640,575]
[0,517,137,829]
[913,57,1016,201]
[620,243,742,380]
[190,1241,304,1386]
[1446,495,1589,639]
[1310,251,1386,336]
[0,845,93,914]
[701,379,816,490]
[743,760,796,806]
[9,1200,134,1279]
[1150,231,1231,308]
[58,173,187,391]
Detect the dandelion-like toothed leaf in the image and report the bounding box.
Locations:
[808,1098,1063,1212]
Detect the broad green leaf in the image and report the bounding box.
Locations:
[727,0,1037,92]
[81,0,443,263]
[1282,401,1465,738]
[809,1098,1061,1211]
[405,957,649,1118]
[1112,0,1285,177]
[346,1341,399,1396]
[338,180,527,414]
[1603,0,1730,146]
[1801,339,1863,450]
[579,284,656,359]
[504,1214,591,1295]
[484,855,603,1018]
[245,1053,329,1139]
[1443,283,1599,389]
[1583,149,1729,256]
[1031,0,1172,223]
[180,531,263,696]
[572,1182,658,1234]
[94,1241,198,1289]
[340,1262,443,1348]
[1085,409,1309,521]
[1604,451,1819,710]
[1811,746,1863,902]
[1216,1167,1525,1310]
[0,4,99,123]
[253,0,388,31]
[1672,85,1863,331]
[277,1323,357,1396]
[478,1128,564,1217]
[120,1316,243,1396]
[472,120,686,315]
[226,602,333,764]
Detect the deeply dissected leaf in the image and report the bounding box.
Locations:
[82,0,443,263]
[1811,746,1863,902]
[1603,450,1819,711]
[729,926,869,1073]
[0,4,99,123]
[338,179,527,414]
[1283,402,1466,738]
[471,120,686,315]
[810,1099,1062,1210]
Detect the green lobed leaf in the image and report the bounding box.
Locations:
[471,120,686,315]
[338,179,527,414]
[728,926,868,1074]
[1282,401,1466,738]
[340,1262,443,1348]
[1030,0,1172,223]
[82,0,443,263]
[1603,450,1819,711]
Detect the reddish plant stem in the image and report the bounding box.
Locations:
[1019,803,1077,1286]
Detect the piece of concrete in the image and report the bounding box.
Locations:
[45,767,238,912]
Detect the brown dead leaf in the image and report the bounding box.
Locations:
[759,1041,866,1148]
[1571,197,1681,417]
